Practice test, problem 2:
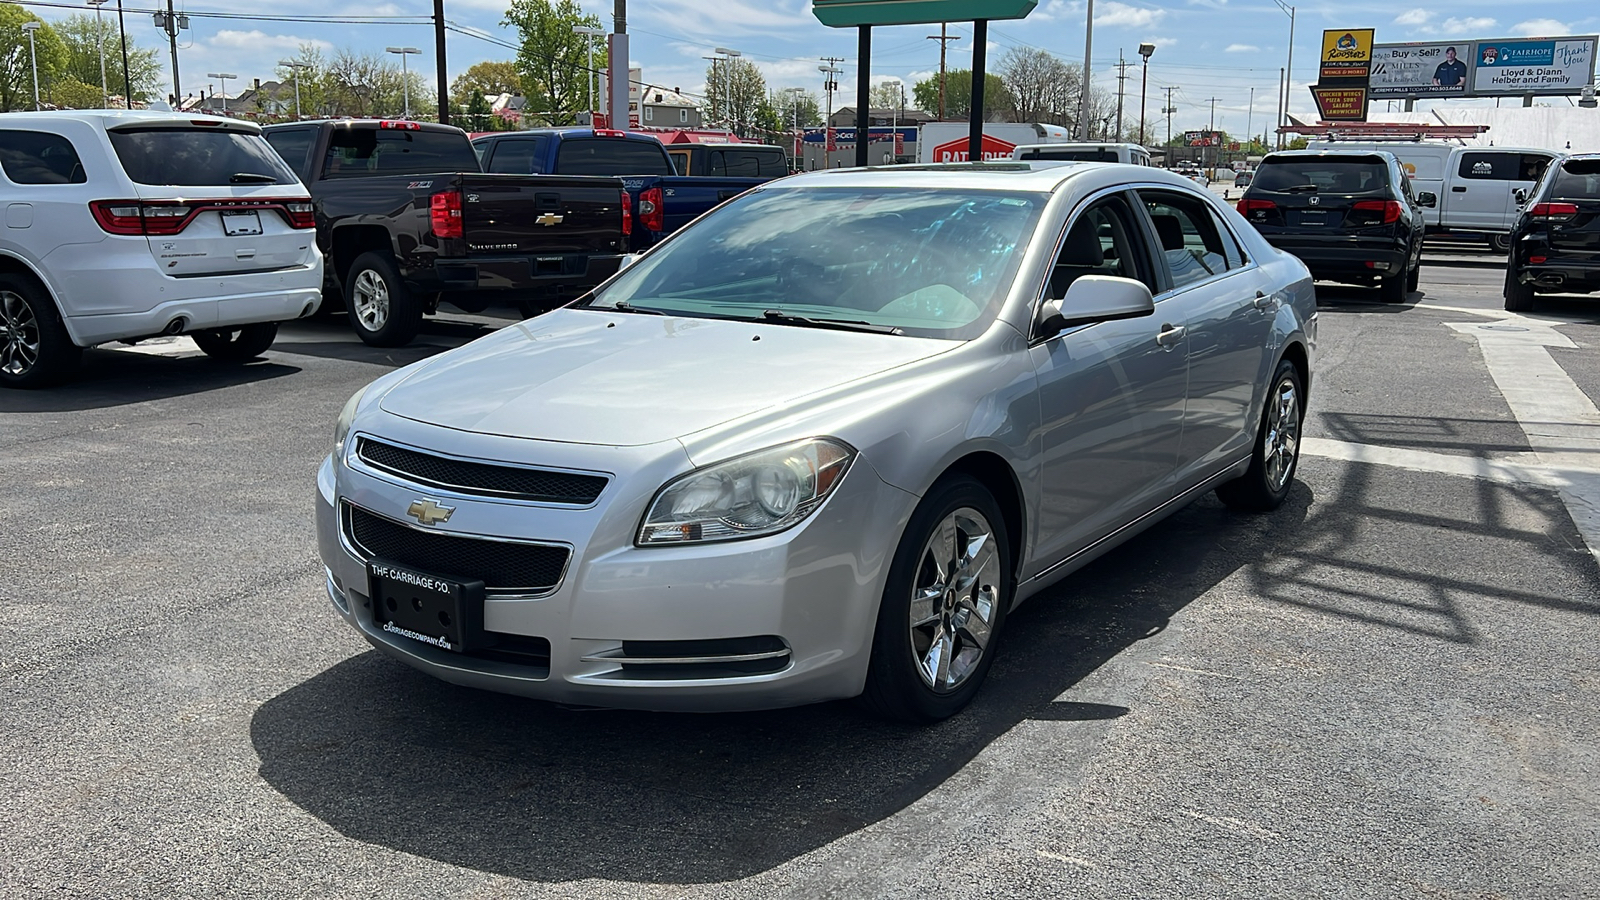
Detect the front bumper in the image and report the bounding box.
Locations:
[314,422,917,712]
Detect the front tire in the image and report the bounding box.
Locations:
[345,252,421,347]
[191,323,278,361]
[1490,233,1513,253]
[860,475,1011,723]
[1217,358,1304,512]
[0,274,80,389]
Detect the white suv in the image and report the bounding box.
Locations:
[0,111,324,388]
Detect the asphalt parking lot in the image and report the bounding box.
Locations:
[4,261,1599,898]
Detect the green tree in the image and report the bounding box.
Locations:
[0,8,67,112]
[912,69,1012,121]
[53,13,162,103]
[702,57,766,139]
[503,0,605,126]
[772,88,820,130]
[451,60,522,109]
[49,76,101,109]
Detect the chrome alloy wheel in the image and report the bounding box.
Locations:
[909,507,1002,693]
[0,290,40,376]
[351,269,390,332]
[1264,375,1301,492]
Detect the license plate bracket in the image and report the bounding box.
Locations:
[368,559,484,653]
[221,210,263,236]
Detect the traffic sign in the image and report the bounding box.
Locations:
[813,0,1037,27]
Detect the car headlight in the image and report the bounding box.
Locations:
[638,439,855,545]
[333,386,368,458]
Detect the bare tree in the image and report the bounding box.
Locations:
[999,48,1078,127]
[702,58,767,139]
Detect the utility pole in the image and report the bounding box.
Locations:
[1078,0,1095,140]
[154,0,186,106]
[88,0,109,107]
[926,26,959,120]
[116,0,131,105]
[1162,86,1177,155]
[819,60,842,166]
[1205,96,1221,173]
[1276,67,1285,149]
[1114,51,1132,141]
[433,0,449,123]
[1246,86,1254,148]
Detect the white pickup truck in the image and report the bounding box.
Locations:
[1308,141,1558,250]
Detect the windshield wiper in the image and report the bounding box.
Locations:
[759,310,902,334]
[606,300,665,315]
[1282,183,1320,193]
[228,172,278,184]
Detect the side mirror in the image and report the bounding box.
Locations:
[1037,275,1156,340]
[616,253,643,272]
[1416,191,1437,208]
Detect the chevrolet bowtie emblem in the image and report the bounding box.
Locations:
[406,499,455,526]
[535,213,565,226]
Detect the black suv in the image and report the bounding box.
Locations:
[1236,150,1425,302]
[1504,153,1600,312]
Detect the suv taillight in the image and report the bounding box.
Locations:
[284,201,315,229]
[1237,198,1276,218]
[1528,202,1579,222]
[638,187,665,233]
[90,200,193,236]
[1353,199,1403,224]
[430,191,463,239]
[620,189,632,236]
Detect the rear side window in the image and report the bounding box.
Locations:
[1139,190,1231,290]
[1519,154,1553,182]
[554,138,674,176]
[1253,157,1389,194]
[485,138,547,174]
[0,130,86,184]
[109,128,296,186]
[1550,159,1600,200]
[709,149,788,177]
[1020,148,1117,162]
[263,129,315,175]
[1457,151,1521,180]
[322,128,481,178]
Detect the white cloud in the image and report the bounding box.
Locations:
[1225,43,1260,53]
[1093,2,1166,28]
[1433,17,1497,35]
[1393,9,1429,26]
[1511,18,1568,36]
[209,30,332,53]
[1031,0,1082,22]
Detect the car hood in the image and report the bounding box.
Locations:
[378,309,957,446]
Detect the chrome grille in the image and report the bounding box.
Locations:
[356,437,607,504]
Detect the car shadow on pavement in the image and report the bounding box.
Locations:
[0,350,300,413]
[1312,285,1421,311]
[250,485,1312,885]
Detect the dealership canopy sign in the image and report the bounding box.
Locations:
[813,0,1036,27]
[1369,36,1597,99]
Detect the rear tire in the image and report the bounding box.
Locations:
[1504,270,1536,312]
[345,252,421,347]
[1217,358,1304,512]
[0,274,80,389]
[1379,272,1407,303]
[860,475,1011,724]
[191,323,278,361]
[1405,260,1420,293]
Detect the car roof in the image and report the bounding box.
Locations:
[264,118,462,134]
[0,109,261,133]
[1264,149,1398,160]
[773,161,1203,193]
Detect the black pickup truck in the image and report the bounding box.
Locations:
[262,120,628,346]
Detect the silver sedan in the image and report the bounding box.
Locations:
[315,162,1316,722]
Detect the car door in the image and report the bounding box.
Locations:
[1135,187,1278,492]
[1450,151,1521,230]
[1028,192,1189,570]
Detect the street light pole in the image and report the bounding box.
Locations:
[788,86,805,169]
[1272,0,1295,149]
[278,60,308,120]
[574,26,604,123]
[715,47,741,138]
[1137,42,1155,146]
[386,47,421,118]
[21,22,40,111]
[1079,0,1095,139]
[88,0,110,107]
[206,72,235,113]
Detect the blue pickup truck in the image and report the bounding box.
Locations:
[472,129,781,251]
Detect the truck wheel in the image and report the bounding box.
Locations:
[1490,233,1512,253]
[0,274,81,389]
[191,323,278,361]
[345,252,421,347]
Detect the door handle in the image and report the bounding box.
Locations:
[1253,290,1274,310]
[1451,186,1467,193]
[1156,324,1186,347]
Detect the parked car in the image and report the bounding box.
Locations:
[0,111,323,388]
[663,142,790,177]
[1237,149,1424,302]
[262,120,628,346]
[1308,140,1557,250]
[472,129,779,251]
[1175,168,1209,187]
[1234,169,1254,188]
[316,163,1316,721]
[1012,142,1155,166]
[1504,153,1600,311]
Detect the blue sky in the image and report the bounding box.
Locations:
[33,0,1598,137]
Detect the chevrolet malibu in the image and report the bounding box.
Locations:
[316,162,1316,722]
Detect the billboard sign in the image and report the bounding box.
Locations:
[1472,37,1598,95]
[1319,29,1375,81]
[1183,130,1223,147]
[1311,86,1370,120]
[1369,42,1470,97]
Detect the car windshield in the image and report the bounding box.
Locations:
[583,187,1044,340]
[1254,157,1388,194]
[1550,159,1600,200]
